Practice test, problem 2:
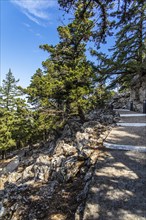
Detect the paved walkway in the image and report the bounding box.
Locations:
[83,109,146,220]
[104,109,146,152]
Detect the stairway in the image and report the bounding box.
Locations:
[103,109,146,152]
[83,109,146,220]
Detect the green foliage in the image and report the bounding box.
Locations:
[27,6,95,123]
[0,69,21,110]
[58,0,114,46]
[2,0,144,156]
[0,70,33,156]
[12,98,33,148]
[111,0,146,75]
[58,0,146,91]
[0,108,16,152]
[91,85,115,107]
[107,0,146,90]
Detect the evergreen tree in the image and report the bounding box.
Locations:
[104,0,145,90]
[107,0,146,89]
[0,69,20,110]
[0,70,32,158]
[58,0,114,46]
[0,108,16,159]
[12,98,33,148]
[0,69,19,157]
[27,4,95,123]
[58,0,142,45]
[58,0,146,91]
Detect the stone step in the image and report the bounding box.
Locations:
[104,126,146,147]
[120,114,146,117]
[103,142,146,152]
[119,116,146,123]
[113,109,130,111]
[114,109,139,114]
[117,123,146,127]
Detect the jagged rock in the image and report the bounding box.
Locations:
[76,132,90,149]
[36,155,50,165]
[62,143,77,156]
[33,164,50,182]
[60,121,82,143]
[82,121,100,129]
[0,107,115,219]
[50,155,64,169]
[0,202,5,218]
[111,92,130,109]
[86,109,102,121]
[8,172,21,184]
[81,148,94,157]
[3,156,20,174]
[22,165,34,180]
[54,140,77,156]
[100,114,115,124]
[130,75,146,112]
[90,151,99,164]
[39,180,58,198]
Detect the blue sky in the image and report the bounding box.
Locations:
[0,0,65,88]
[0,0,115,88]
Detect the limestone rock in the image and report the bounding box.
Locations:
[0,107,115,220]
[0,202,5,218]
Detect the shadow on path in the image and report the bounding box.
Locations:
[83,150,146,220]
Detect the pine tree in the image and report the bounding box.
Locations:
[0,69,20,110]
[58,0,146,91]
[12,98,33,148]
[27,5,95,123]
[0,108,16,159]
[58,0,114,46]
[111,0,146,76]
[0,69,20,158]
[0,70,32,158]
[105,0,146,90]
[58,0,144,43]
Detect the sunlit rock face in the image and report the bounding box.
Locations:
[111,93,130,110]
[0,107,116,220]
[130,75,146,112]
[111,75,146,112]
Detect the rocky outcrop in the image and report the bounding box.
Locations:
[111,92,130,109]
[130,75,146,112]
[109,74,146,112]
[0,108,118,220]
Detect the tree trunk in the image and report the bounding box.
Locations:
[65,99,71,117]
[78,105,85,122]
[1,150,6,160]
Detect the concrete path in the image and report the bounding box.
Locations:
[83,151,146,220]
[83,109,146,220]
[103,109,146,152]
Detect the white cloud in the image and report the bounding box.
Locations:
[11,0,57,25]
[23,23,31,28]
[35,33,42,37]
